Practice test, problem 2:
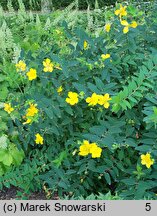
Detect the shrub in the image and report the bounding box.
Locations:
[1,2,157,200]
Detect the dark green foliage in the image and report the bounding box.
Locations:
[0,0,156,11]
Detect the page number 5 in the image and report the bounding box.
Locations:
[145,203,151,211]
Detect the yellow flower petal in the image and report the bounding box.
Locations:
[101,54,110,60]
[121,20,129,26]
[35,133,44,145]
[16,60,26,72]
[57,86,63,94]
[141,153,154,169]
[4,103,14,114]
[83,40,88,50]
[66,91,79,105]
[130,21,138,28]
[86,93,99,106]
[26,68,37,81]
[105,23,111,32]
[115,9,120,16]
[103,102,110,108]
[123,26,129,34]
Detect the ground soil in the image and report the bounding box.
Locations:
[0,186,59,200]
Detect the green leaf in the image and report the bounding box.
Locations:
[0,149,7,162]
[44,108,54,119]
[100,135,114,149]
[2,153,13,166]
[0,86,8,100]
[10,146,24,166]
[87,82,100,93]
[0,135,8,149]
[94,77,105,91]
[136,145,152,152]
[121,178,136,185]
[104,173,111,185]
[53,151,67,168]
[58,180,68,189]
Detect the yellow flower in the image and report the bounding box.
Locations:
[130,21,138,28]
[105,23,111,32]
[121,20,129,26]
[141,153,154,169]
[15,60,26,72]
[57,86,63,94]
[79,140,91,156]
[101,53,110,60]
[79,140,103,158]
[120,20,129,34]
[121,20,138,34]
[56,29,63,35]
[35,133,44,145]
[83,40,88,50]
[23,103,38,125]
[86,93,99,106]
[123,26,129,34]
[115,4,127,18]
[26,68,37,81]
[98,93,112,108]
[26,103,38,117]
[90,143,102,158]
[4,103,14,114]
[43,58,54,72]
[66,91,79,105]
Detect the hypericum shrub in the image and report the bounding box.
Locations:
[3,3,157,199]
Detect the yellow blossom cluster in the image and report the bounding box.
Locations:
[141,153,154,169]
[101,53,110,60]
[43,58,54,72]
[15,58,61,82]
[4,103,14,114]
[4,100,44,145]
[35,133,44,145]
[15,60,26,72]
[115,4,127,18]
[114,4,138,34]
[79,140,102,158]
[121,20,138,34]
[23,103,39,125]
[86,93,112,108]
[16,60,37,81]
[4,101,41,146]
[26,68,37,81]
[66,92,79,105]
[43,58,62,72]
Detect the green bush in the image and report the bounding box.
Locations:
[1,2,157,200]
